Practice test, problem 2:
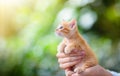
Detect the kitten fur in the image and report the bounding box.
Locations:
[56,19,98,74]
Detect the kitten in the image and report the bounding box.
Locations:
[55,19,98,74]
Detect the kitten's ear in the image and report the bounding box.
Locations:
[69,19,77,30]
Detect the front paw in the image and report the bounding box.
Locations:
[57,45,64,52]
[64,48,72,54]
[74,67,85,74]
[57,46,61,52]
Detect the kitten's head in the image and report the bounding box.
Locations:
[55,19,77,38]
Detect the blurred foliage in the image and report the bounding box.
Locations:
[0,0,120,76]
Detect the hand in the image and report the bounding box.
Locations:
[56,50,112,76]
[56,50,85,69]
[66,65,112,76]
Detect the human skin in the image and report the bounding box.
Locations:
[56,52,112,76]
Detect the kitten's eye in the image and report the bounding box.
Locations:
[59,26,63,29]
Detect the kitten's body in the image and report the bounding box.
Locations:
[56,19,98,74]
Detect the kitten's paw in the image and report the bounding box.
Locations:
[64,49,71,54]
[74,67,85,74]
[57,45,64,52]
[57,46,61,52]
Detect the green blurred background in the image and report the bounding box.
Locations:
[0,0,120,76]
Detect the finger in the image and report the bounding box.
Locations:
[65,69,74,76]
[56,52,83,58]
[56,53,66,58]
[69,54,84,57]
[58,56,82,63]
[72,73,80,76]
[59,60,81,69]
[70,50,85,56]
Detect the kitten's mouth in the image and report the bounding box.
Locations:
[56,31,63,36]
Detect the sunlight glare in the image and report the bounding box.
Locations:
[0,0,24,37]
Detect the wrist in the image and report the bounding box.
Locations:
[105,70,113,76]
[97,65,112,76]
[107,70,120,76]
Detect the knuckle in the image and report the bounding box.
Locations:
[59,64,65,69]
[58,59,61,63]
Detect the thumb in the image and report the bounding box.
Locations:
[65,68,74,76]
[72,73,80,76]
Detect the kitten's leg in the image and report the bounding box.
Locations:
[74,58,98,73]
[64,44,75,54]
[57,40,66,53]
[74,64,86,73]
